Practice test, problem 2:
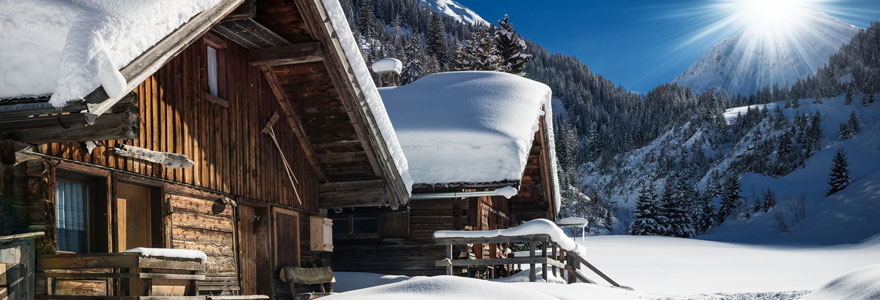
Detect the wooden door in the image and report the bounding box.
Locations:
[238,205,272,296]
[272,208,300,270]
[116,183,153,251]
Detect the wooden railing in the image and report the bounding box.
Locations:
[37,252,205,299]
[434,234,620,287]
[1,232,44,300]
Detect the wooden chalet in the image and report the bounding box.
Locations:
[330,71,561,277]
[0,0,409,298]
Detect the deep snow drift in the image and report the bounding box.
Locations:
[0,0,220,106]
[329,236,880,299]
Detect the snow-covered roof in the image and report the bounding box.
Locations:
[371,58,403,74]
[0,0,221,107]
[322,0,414,194]
[379,71,561,211]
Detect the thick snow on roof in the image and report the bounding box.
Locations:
[0,0,220,106]
[322,0,413,194]
[371,58,402,74]
[380,71,561,211]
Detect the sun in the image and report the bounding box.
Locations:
[732,0,812,38]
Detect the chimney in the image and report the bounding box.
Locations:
[371,58,402,87]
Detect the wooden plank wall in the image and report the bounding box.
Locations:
[35,33,318,213]
[166,194,237,292]
[332,196,510,276]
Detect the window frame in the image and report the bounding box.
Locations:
[204,33,228,101]
[53,171,109,254]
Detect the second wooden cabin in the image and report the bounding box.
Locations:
[330,70,561,277]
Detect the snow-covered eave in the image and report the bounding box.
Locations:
[79,0,245,120]
[319,0,414,205]
[0,0,245,123]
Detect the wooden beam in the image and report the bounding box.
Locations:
[249,42,323,66]
[261,66,327,182]
[294,0,410,209]
[318,186,386,208]
[319,179,383,193]
[2,110,138,145]
[222,0,256,21]
[84,0,245,117]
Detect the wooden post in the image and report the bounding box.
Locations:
[566,252,576,284]
[529,241,536,282]
[446,244,453,275]
[551,244,558,277]
[541,240,548,281]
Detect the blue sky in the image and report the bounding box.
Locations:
[457,0,880,93]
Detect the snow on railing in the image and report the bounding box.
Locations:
[434,219,586,257]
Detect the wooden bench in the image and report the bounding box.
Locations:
[281,267,334,300]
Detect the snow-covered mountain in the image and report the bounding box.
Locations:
[582,94,880,243]
[417,0,487,26]
[674,11,860,95]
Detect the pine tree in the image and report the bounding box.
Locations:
[659,179,694,237]
[401,31,425,85]
[847,111,860,134]
[845,85,854,105]
[839,122,854,140]
[494,14,532,75]
[792,97,800,108]
[426,14,448,64]
[763,189,776,212]
[358,0,375,39]
[827,148,851,196]
[629,185,663,235]
[454,26,502,71]
[717,176,743,224]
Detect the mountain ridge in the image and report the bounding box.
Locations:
[674,11,860,95]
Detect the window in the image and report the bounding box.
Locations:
[55,180,89,252]
[352,213,379,235]
[205,36,227,100]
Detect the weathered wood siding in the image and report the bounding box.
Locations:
[36,33,318,211]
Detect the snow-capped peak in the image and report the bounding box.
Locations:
[673,10,859,95]
[418,0,488,26]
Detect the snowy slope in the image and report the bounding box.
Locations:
[417,0,487,26]
[582,94,880,242]
[673,11,859,95]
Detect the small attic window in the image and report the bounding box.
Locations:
[205,35,228,100]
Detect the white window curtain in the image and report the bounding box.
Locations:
[55,180,88,252]
[207,45,219,97]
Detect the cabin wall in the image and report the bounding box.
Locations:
[12,32,329,297]
[331,195,509,276]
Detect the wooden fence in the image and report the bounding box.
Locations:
[434,234,620,286]
[1,232,43,300]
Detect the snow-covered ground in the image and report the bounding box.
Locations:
[330,236,880,299]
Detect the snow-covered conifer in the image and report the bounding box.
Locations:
[629,185,663,236]
[494,14,532,74]
[763,189,776,212]
[827,148,851,196]
[717,176,743,224]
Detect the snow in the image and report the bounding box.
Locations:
[379,72,557,197]
[557,217,589,227]
[326,275,648,300]
[322,0,414,194]
[799,264,880,300]
[334,272,411,292]
[0,0,221,106]
[703,95,880,245]
[122,247,207,262]
[417,0,487,26]
[328,235,880,299]
[371,58,402,74]
[434,219,584,256]
[493,186,518,199]
[673,10,859,95]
